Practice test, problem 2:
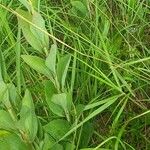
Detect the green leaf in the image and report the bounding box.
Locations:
[22,55,53,79]
[57,54,71,89]
[18,0,38,12]
[0,50,8,82]
[18,0,31,11]
[0,110,16,131]
[8,83,20,110]
[30,11,49,51]
[0,82,12,109]
[65,142,75,150]
[71,1,88,17]
[19,89,38,142]
[75,104,85,118]
[17,9,49,53]
[17,9,43,53]
[79,122,94,148]
[44,119,71,140]
[0,81,8,103]
[0,133,28,150]
[51,93,67,112]
[43,134,63,150]
[44,80,64,117]
[0,130,10,137]
[31,0,38,9]
[45,44,57,74]
[58,97,118,140]
[51,92,72,114]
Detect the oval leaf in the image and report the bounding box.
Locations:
[17,9,43,53]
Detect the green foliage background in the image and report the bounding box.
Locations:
[0,0,150,149]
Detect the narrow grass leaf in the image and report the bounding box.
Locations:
[58,97,118,142]
[84,95,120,111]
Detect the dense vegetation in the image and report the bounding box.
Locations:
[0,0,150,149]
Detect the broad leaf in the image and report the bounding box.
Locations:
[30,0,38,10]
[17,9,43,53]
[45,44,57,74]
[8,83,21,110]
[43,134,63,150]
[79,122,94,148]
[0,110,16,131]
[0,133,28,150]
[65,142,75,150]
[57,54,71,89]
[44,119,71,140]
[44,80,64,117]
[51,92,72,115]
[71,1,88,17]
[22,55,53,80]
[30,11,49,51]
[0,130,10,137]
[75,104,85,118]
[18,0,31,11]
[0,50,7,82]
[19,89,38,142]
[18,0,38,12]
[17,9,49,53]
[0,82,12,109]
[0,81,7,103]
